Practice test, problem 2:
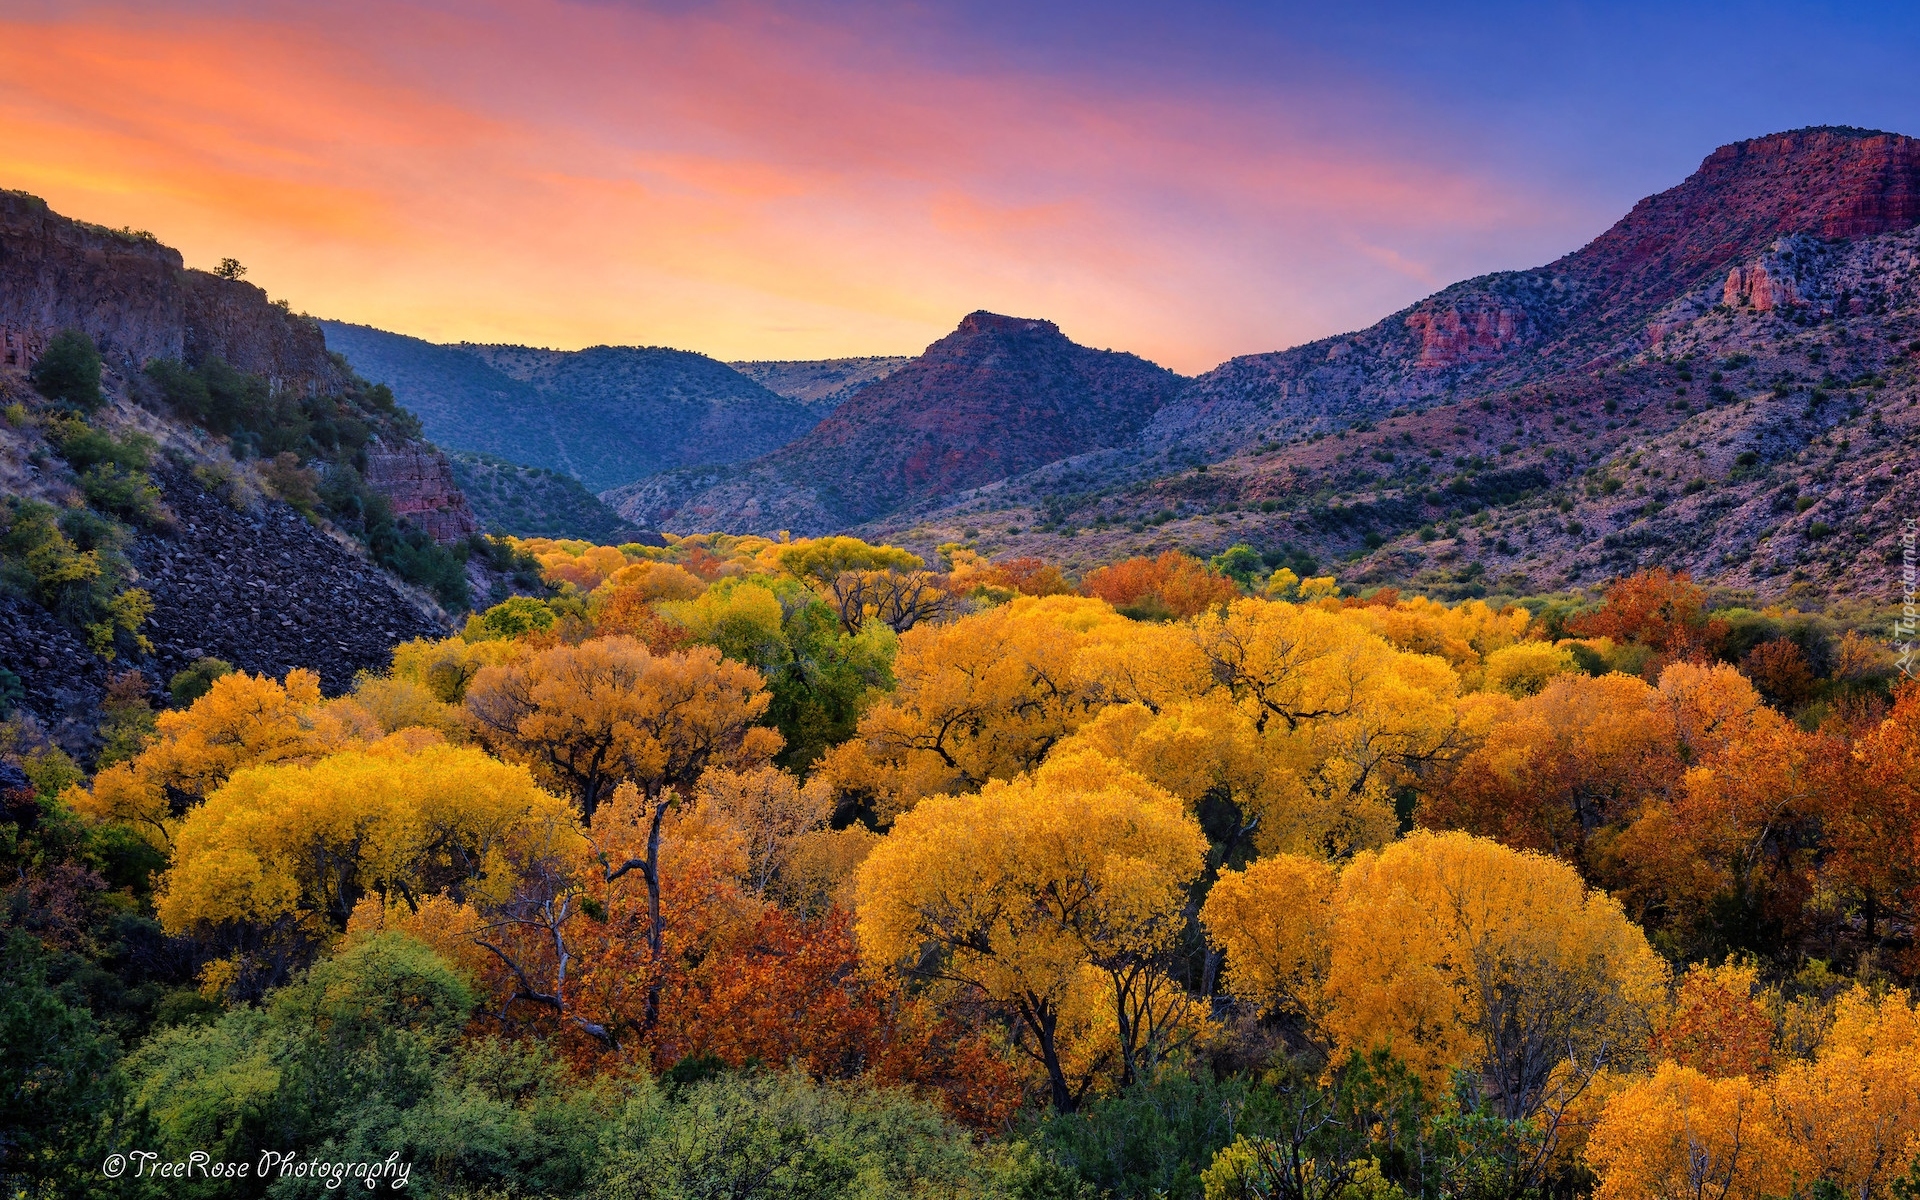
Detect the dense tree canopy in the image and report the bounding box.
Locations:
[21,534,1920,1199]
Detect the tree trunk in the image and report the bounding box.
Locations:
[1022,995,1077,1113]
[642,795,670,1028]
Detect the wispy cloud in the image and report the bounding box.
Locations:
[0,0,1602,371]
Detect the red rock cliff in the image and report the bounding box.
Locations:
[361,441,479,544]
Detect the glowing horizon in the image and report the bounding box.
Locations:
[3,0,1916,375]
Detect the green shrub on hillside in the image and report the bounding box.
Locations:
[0,498,152,658]
[168,656,234,706]
[78,464,164,525]
[47,417,153,473]
[30,328,103,413]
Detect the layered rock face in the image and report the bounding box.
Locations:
[0,190,347,391]
[1,192,472,542]
[1136,127,1920,460]
[362,442,480,543]
[0,191,187,371]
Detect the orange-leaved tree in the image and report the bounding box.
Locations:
[1814,680,1920,957]
[465,636,780,1026]
[1081,550,1239,620]
[1568,567,1725,673]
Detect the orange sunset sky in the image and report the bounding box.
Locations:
[4,0,1914,372]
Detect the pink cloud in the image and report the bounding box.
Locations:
[0,0,1585,372]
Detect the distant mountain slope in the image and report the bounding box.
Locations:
[606,312,1188,534]
[448,451,654,543]
[321,324,828,491]
[861,128,1920,604]
[727,356,910,406]
[1135,125,1920,463]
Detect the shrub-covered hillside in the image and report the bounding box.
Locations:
[448,451,654,543]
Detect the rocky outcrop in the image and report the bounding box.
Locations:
[362,441,479,543]
[1722,262,1800,312]
[0,190,347,392]
[179,272,346,393]
[1405,296,1536,369]
[2,192,475,546]
[0,191,187,371]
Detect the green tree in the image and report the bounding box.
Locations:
[0,934,122,1196]
[127,933,618,1197]
[1209,544,1264,589]
[168,657,235,707]
[31,329,103,413]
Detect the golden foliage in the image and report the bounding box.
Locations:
[693,765,835,897]
[821,595,1133,818]
[465,636,780,821]
[1344,595,1532,687]
[1206,831,1667,1122]
[1482,640,1578,697]
[74,667,375,847]
[1199,853,1336,1028]
[156,737,580,938]
[1325,832,1668,1112]
[1590,986,1920,1199]
[1193,598,1464,857]
[855,748,1207,1106]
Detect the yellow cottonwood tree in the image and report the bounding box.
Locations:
[1204,831,1666,1138]
[1344,595,1532,687]
[156,737,579,963]
[464,637,779,823]
[854,748,1208,1110]
[823,595,1135,818]
[1585,1063,1786,1200]
[1191,599,1466,857]
[1589,986,1920,1199]
[1325,832,1668,1122]
[777,535,942,634]
[1199,853,1336,1034]
[76,667,376,848]
[1481,641,1578,698]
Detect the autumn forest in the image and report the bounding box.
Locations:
[9,525,1920,1198]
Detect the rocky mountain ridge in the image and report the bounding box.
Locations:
[727,356,911,407]
[606,311,1188,534]
[863,143,1920,605]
